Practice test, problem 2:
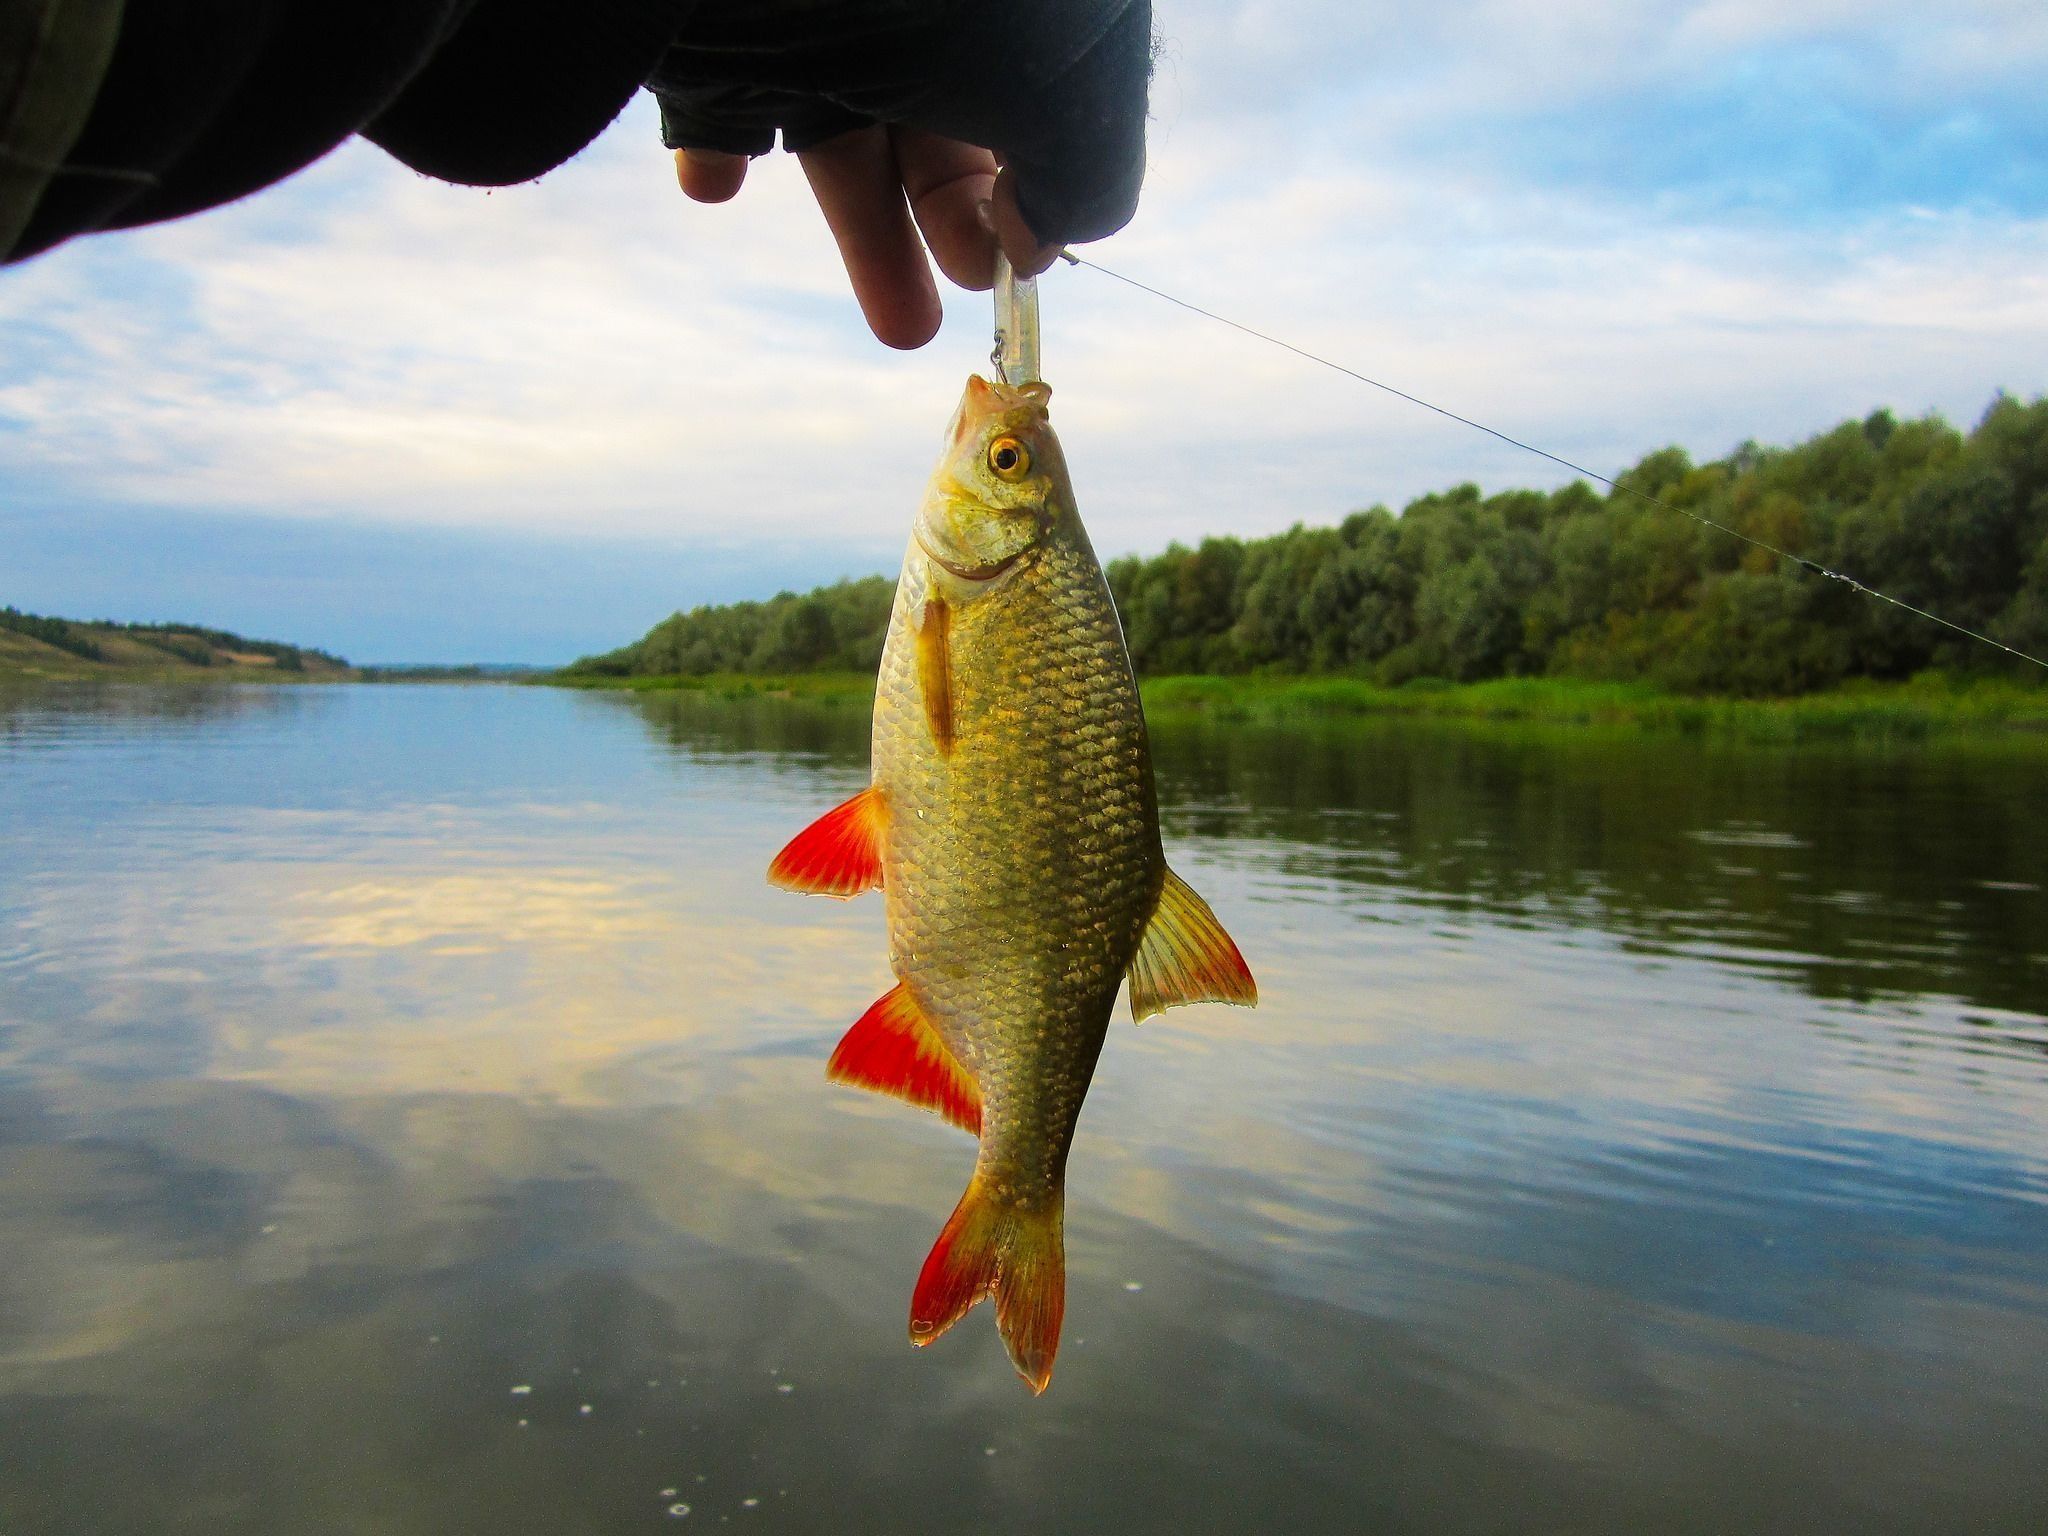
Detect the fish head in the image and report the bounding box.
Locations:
[913,376,1069,596]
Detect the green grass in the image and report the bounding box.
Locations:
[550,670,877,701]
[1137,672,2048,743]
[555,668,2048,744]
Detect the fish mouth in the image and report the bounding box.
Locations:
[915,534,1027,584]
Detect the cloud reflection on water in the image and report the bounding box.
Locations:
[1,684,2046,1532]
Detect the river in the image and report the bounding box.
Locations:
[1,681,2043,1533]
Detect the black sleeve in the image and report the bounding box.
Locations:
[649,0,1152,247]
[3,0,684,264]
[3,0,1149,266]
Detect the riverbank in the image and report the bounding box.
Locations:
[548,670,2048,744]
[551,670,877,701]
[1141,673,2048,743]
[0,611,353,682]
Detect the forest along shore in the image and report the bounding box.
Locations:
[554,396,2048,743]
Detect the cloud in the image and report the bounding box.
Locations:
[1156,3,2048,217]
[3,110,963,536]
[1162,2,2048,120]
[2,7,2046,659]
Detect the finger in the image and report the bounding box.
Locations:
[797,127,941,350]
[990,168,1064,278]
[893,127,998,291]
[674,148,748,204]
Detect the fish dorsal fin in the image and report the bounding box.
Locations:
[828,982,983,1135]
[767,787,885,898]
[1128,866,1258,1022]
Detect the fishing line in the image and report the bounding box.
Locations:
[1057,250,2048,673]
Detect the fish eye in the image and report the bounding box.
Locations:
[987,436,1031,481]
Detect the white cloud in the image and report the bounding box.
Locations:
[1161,0,2048,108]
[3,108,974,537]
[2,9,2046,587]
[1044,148,2048,549]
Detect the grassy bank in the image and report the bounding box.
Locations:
[549,669,2048,743]
[1142,673,2048,743]
[550,670,877,701]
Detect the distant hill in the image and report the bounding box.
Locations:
[0,607,352,680]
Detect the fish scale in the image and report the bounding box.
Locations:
[768,374,1255,1392]
[877,524,1157,1202]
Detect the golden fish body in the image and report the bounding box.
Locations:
[770,376,1254,1392]
[875,391,1158,1218]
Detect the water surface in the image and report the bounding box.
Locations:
[2,682,2045,1533]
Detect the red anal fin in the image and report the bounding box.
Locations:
[1128,865,1258,1021]
[827,982,982,1135]
[916,597,954,755]
[768,787,885,898]
[910,1177,1065,1395]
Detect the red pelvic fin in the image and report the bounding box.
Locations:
[767,787,885,898]
[826,982,982,1135]
[909,1178,1066,1395]
[1127,865,1258,1021]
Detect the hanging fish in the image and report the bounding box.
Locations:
[768,370,1256,1393]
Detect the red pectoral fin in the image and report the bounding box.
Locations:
[1127,866,1258,1022]
[827,982,982,1135]
[767,787,885,898]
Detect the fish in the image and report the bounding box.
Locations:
[768,374,1255,1393]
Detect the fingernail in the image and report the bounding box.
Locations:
[974,199,995,235]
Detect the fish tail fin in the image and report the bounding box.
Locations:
[991,1197,1066,1395]
[910,1176,1066,1394]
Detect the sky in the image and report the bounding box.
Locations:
[3,0,2046,664]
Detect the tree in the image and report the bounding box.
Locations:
[562,394,2048,694]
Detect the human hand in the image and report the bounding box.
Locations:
[675,128,1057,350]
[651,0,1150,350]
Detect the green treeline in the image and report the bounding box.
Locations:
[0,606,104,660]
[569,395,2048,695]
[569,576,895,678]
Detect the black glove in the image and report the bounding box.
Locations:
[650,0,1151,247]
